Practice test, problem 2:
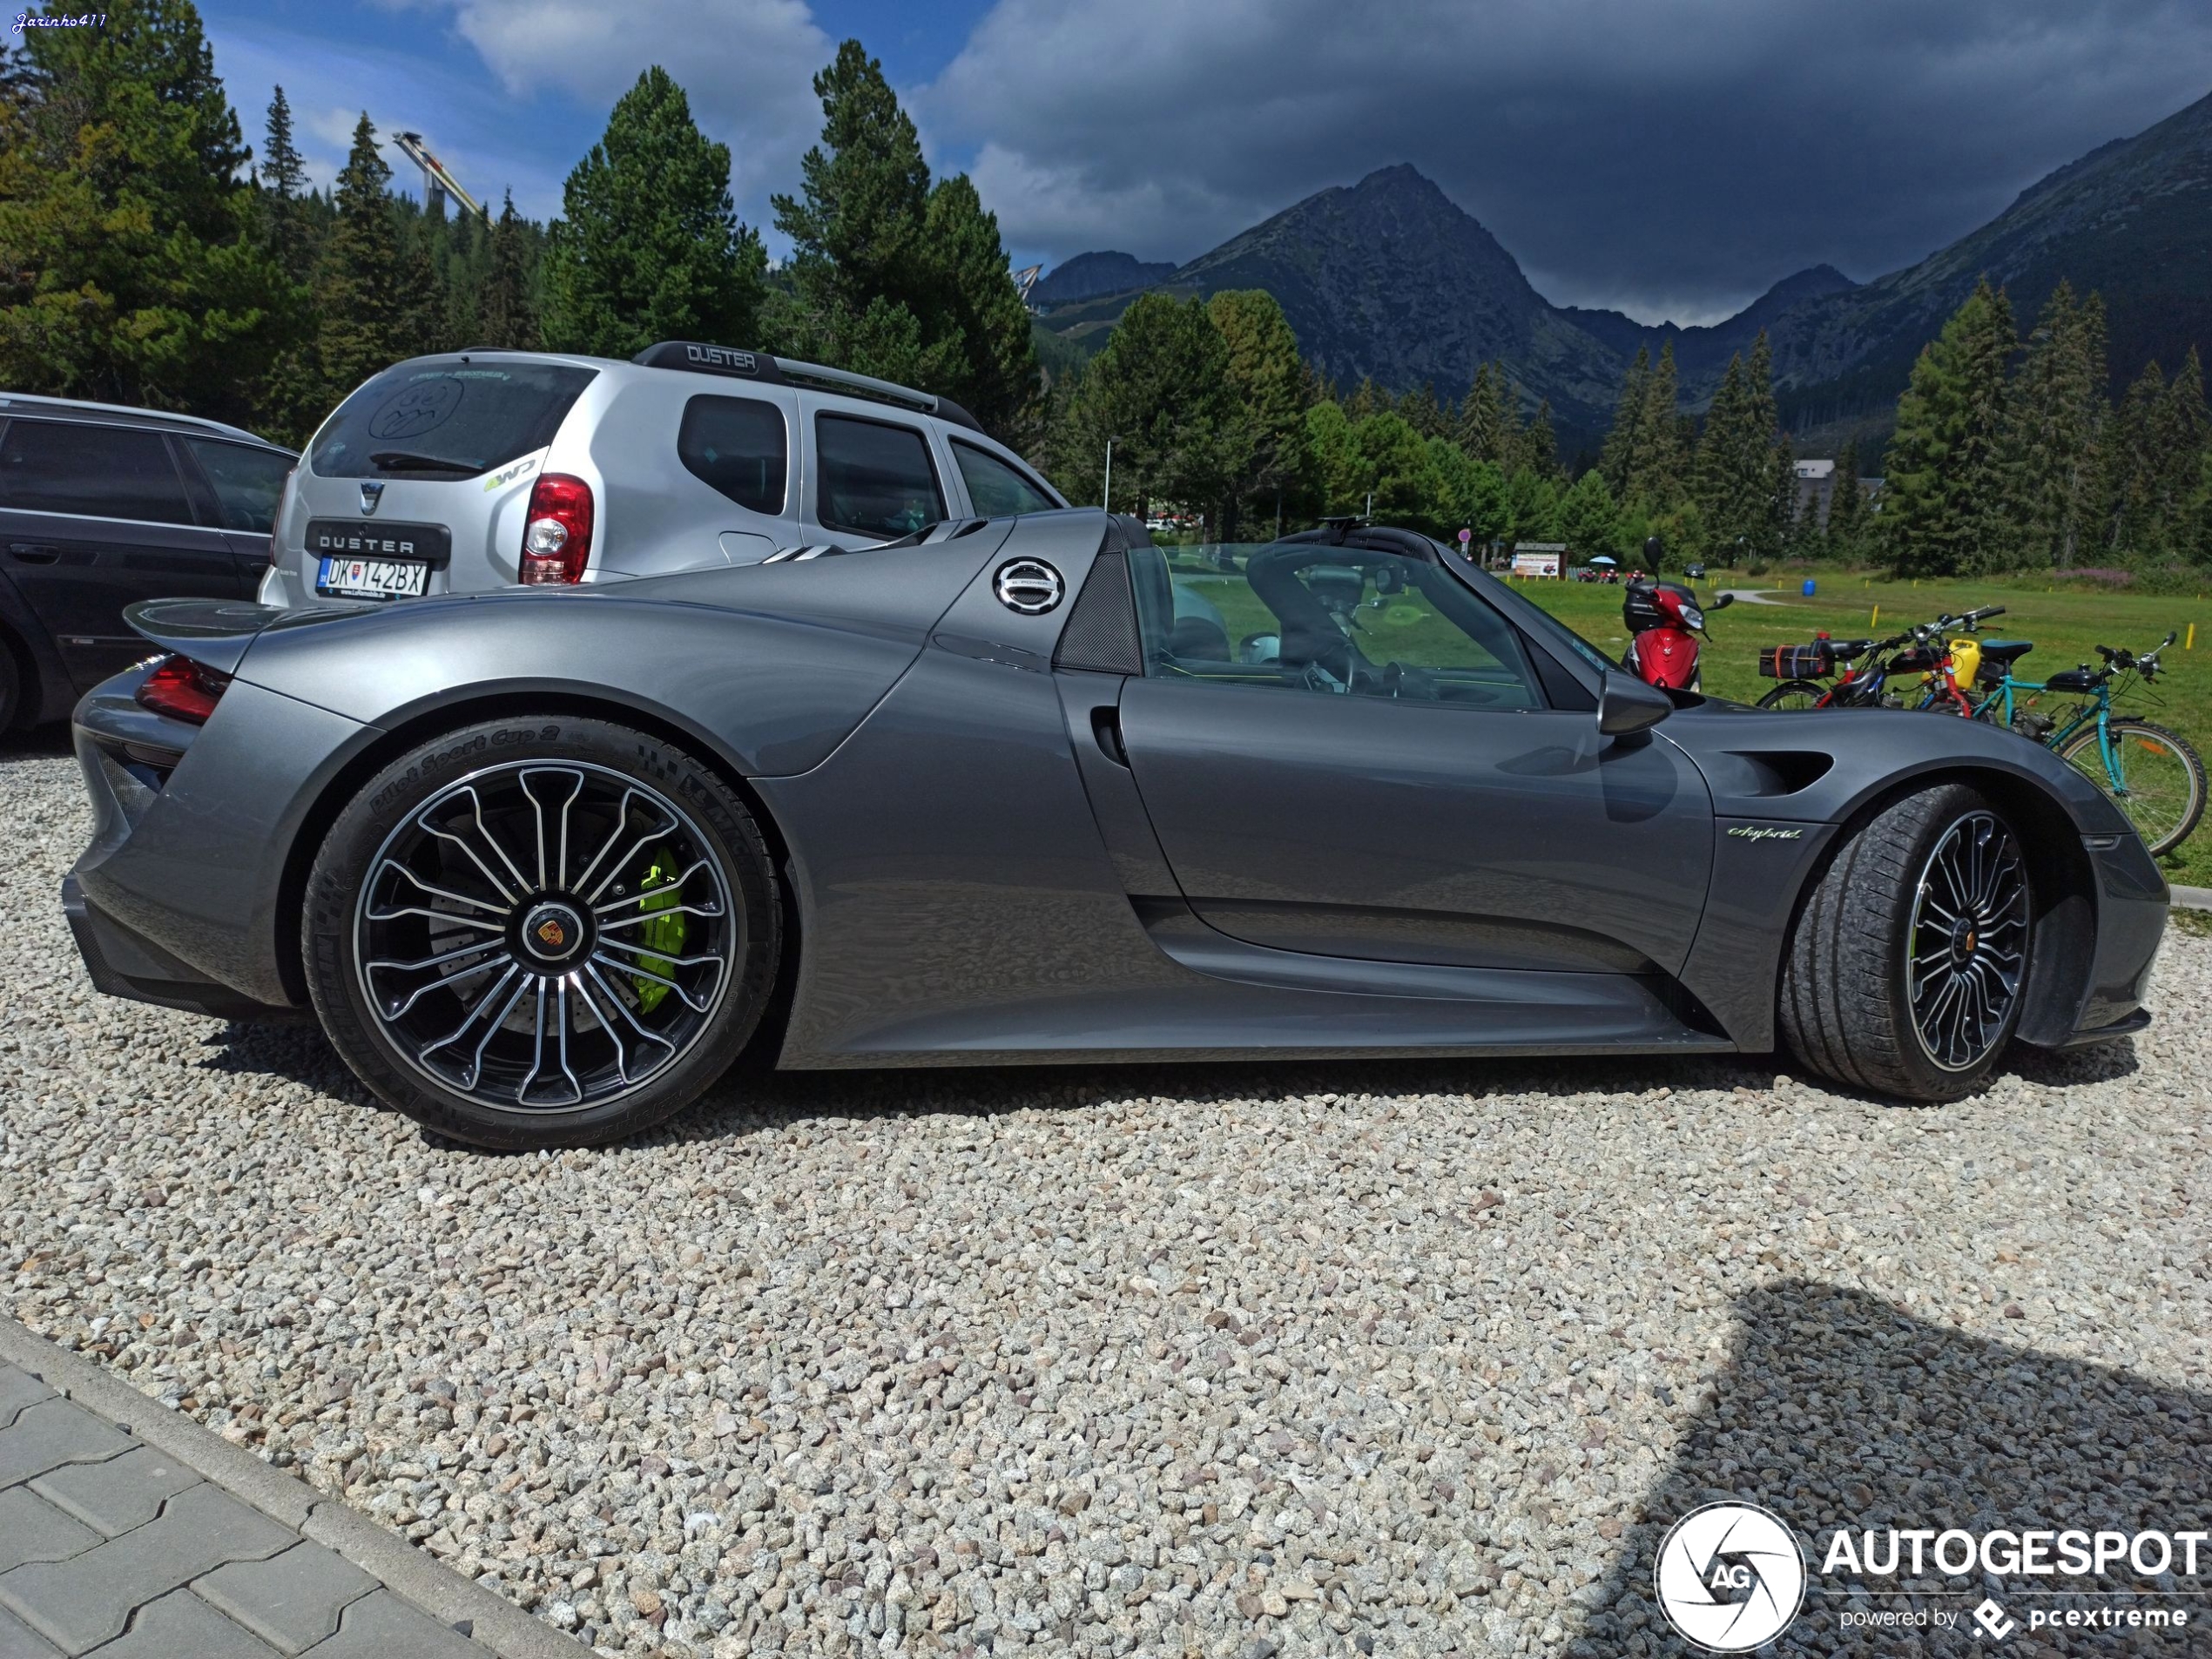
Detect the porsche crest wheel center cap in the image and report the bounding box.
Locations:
[520,900,587,965]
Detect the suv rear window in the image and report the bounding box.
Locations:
[951,441,1056,516]
[678,395,786,514]
[308,359,597,479]
[816,414,943,540]
[0,421,193,524]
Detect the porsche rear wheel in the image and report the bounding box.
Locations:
[305,718,781,1149]
[1779,782,2032,1102]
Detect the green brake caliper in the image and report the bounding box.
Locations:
[631,847,688,1013]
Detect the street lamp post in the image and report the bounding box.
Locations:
[1103,439,1116,515]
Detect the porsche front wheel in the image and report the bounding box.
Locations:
[1779,783,2032,1102]
[304,718,782,1149]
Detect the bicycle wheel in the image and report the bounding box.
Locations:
[2058,718,2207,857]
[1757,679,1828,711]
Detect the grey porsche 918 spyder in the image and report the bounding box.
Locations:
[63,512,2165,1149]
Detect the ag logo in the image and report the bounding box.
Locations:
[1653,1502,1806,1652]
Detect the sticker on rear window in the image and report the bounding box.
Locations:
[368,377,464,440]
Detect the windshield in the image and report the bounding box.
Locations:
[308,358,597,479]
[1460,550,1622,675]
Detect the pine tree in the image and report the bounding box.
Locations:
[1208,288,1306,538]
[1053,293,1239,521]
[772,41,1038,438]
[2189,447,2212,566]
[0,0,293,424]
[1880,280,2016,577]
[258,84,314,284]
[773,41,931,360]
[1396,381,1446,439]
[1345,377,1381,421]
[918,172,1040,438]
[543,66,764,361]
[1625,341,1689,511]
[479,190,540,350]
[1520,399,1557,477]
[1598,347,1650,496]
[2155,348,2209,549]
[1454,363,1521,468]
[306,114,436,406]
[2099,361,2168,556]
[1825,439,1865,561]
[2000,280,2107,570]
[1693,332,1789,562]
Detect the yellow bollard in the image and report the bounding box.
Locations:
[1871,605,1879,627]
[2189,623,2196,651]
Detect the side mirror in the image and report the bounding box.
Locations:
[1710,591,1736,610]
[1598,671,1673,738]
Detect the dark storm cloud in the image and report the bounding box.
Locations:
[920,0,2212,322]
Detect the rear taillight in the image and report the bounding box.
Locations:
[136,656,232,724]
[266,466,296,569]
[519,473,594,584]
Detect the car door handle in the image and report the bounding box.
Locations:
[1090,706,1130,767]
[7,542,61,563]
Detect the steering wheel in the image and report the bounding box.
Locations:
[1383,661,1439,700]
[1298,658,1350,694]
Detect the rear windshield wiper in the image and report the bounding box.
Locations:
[368,451,480,475]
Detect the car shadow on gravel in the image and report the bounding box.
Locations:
[0,725,71,763]
[1569,1278,2209,1657]
[187,1022,2147,1150]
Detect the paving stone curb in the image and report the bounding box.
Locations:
[0,1317,585,1659]
[2169,882,2211,912]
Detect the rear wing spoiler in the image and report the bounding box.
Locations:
[125,597,364,674]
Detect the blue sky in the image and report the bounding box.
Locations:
[197,0,2212,326]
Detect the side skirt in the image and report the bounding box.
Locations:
[792,900,1735,1069]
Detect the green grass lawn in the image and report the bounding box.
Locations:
[1512,567,2212,888]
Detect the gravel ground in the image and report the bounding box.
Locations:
[5,731,2209,1658]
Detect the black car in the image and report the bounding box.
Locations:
[0,394,294,728]
[1683,562,1708,580]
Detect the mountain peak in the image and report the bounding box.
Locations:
[1159,162,1619,424]
[1354,162,1433,190]
[1029,251,1177,307]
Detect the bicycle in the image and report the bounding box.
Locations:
[1967,631,2205,857]
[1756,607,2006,711]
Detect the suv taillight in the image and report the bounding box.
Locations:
[266,466,295,569]
[136,656,232,724]
[519,474,594,584]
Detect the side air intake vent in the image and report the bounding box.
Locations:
[1054,549,1142,675]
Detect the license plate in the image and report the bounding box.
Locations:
[318,556,429,597]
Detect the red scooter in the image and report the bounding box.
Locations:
[1622,578,1733,691]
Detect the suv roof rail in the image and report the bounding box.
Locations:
[629,341,988,436]
[0,391,273,447]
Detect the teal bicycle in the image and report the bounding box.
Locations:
[1966,631,2205,856]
